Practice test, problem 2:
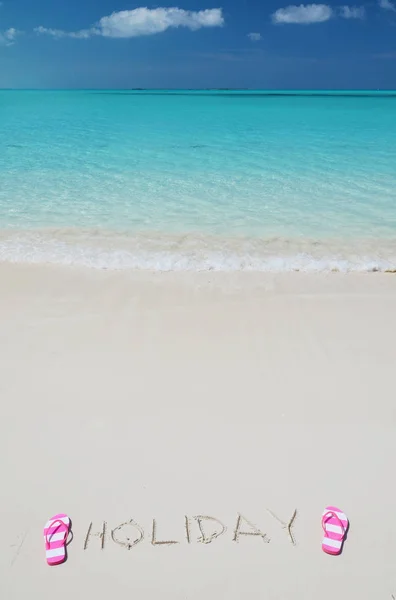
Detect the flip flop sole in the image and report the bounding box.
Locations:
[44,514,70,565]
[322,506,349,556]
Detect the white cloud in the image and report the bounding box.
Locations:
[340,5,365,18]
[99,8,223,37]
[248,32,262,41]
[378,0,396,10]
[34,26,63,38]
[35,7,224,40]
[5,27,17,40]
[272,3,333,24]
[0,27,21,46]
[34,25,92,39]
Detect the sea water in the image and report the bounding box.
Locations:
[1,90,396,272]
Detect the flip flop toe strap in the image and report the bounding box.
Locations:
[322,511,346,540]
[45,519,69,550]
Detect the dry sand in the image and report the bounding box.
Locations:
[1,264,396,599]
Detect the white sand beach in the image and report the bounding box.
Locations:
[1,264,396,599]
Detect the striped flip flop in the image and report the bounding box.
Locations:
[44,514,71,565]
[322,506,349,555]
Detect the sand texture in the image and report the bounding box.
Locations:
[1,265,396,599]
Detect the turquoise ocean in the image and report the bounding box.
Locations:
[1,90,396,272]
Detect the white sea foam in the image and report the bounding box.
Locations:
[1,230,396,273]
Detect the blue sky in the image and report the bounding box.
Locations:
[0,0,395,88]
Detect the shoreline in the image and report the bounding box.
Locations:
[2,228,396,272]
[3,259,396,290]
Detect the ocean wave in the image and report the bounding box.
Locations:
[0,230,396,273]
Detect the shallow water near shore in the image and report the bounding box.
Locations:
[1,90,396,271]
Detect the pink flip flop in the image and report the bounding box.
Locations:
[322,506,349,555]
[44,514,71,565]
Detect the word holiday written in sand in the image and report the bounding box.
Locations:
[83,510,297,550]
